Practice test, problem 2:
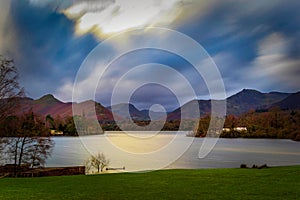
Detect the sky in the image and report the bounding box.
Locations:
[0,0,299,111]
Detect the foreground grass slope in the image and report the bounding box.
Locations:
[0,166,299,200]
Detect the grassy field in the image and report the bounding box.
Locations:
[0,166,299,200]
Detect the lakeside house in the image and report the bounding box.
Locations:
[50,129,63,135]
[234,127,247,132]
[222,128,231,132]
[222,127,248,132]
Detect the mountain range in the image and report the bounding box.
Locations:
[107,103,166,121]
[12,94,118,122]
[10,89,299,121]
[167,89,291,120]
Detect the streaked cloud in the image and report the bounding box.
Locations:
[29,0,73,11]
[1,0,300,108]
[63,0,184,38]
[248,33,300,91]
[0,0,16,57]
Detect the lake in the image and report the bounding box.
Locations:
[46,131,300,172]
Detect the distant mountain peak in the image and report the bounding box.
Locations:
[239,88,262,94]
[40,94,55,99]
[242,88,256,91]
[36,94,61,104]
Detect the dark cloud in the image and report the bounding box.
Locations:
[177,0,300,95]
[10,0,98,98]
[179,0,299,59]
[93,49,209,110]
[130,84,180,112]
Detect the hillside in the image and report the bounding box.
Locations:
[17,94,73,117]
[107,103,148,120]
[167,89,291,120]
[14,94,118,121]
[226,89,290,115]
[272,92,300,110]
[107,103,166,120]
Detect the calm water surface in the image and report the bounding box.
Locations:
[46,132,300,171]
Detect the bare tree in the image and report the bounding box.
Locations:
[26,137,54,168]
[0,55,24,122]
[5,112,55,176]
[84,158,92,174]
[89,152,110,173]
[0,55,24,170]
[0,137,7,164]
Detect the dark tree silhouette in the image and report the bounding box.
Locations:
[5,112,55,176]
[0,55,24,170]
[0,55,24,122]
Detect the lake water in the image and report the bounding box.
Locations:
[46,132,300,172]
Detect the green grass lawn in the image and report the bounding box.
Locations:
[0,166,299,200]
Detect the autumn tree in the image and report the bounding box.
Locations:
[63,116,77,136]
[192,115,210,137]
[224,114,237,130]
[45,114,55,129]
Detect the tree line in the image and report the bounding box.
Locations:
[192,107,300,140]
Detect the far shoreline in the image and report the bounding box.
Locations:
[46,130,300,142]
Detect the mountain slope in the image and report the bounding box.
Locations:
[167,89,291,119]
[226,89,290,115]
[272,91,300,110]
[107,103,147,120]
[167,100,211,120]
[107,103,166,120]
[14,94,118,121]
[16,94,73,117]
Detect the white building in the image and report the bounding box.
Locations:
[233,127,247,132]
